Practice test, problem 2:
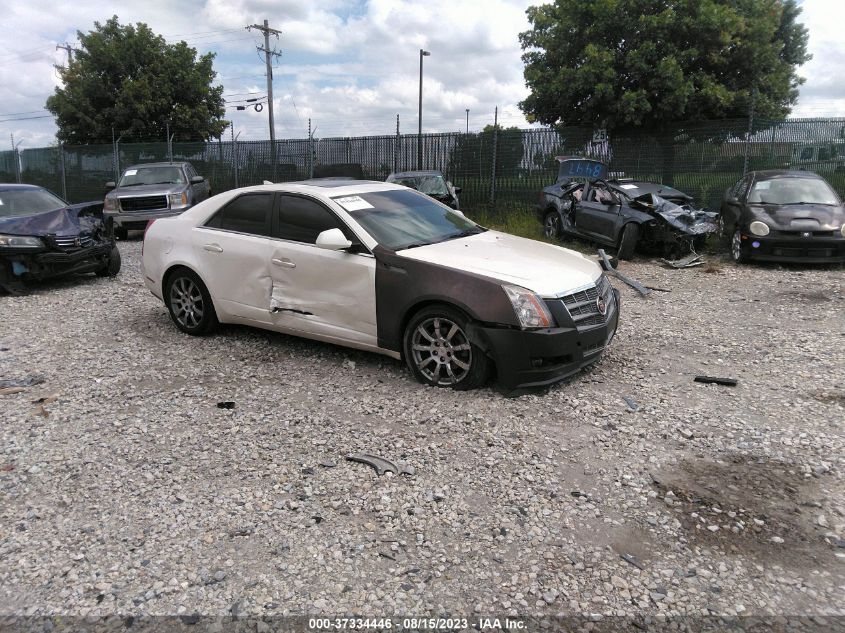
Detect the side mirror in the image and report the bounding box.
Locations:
[105,181,116,191]
[315,228,352,251]
[190,176,205,184]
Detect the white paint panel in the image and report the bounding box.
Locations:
[397,230,602,297]
[268,241,377,346]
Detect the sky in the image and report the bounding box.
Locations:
[0,0,842,148]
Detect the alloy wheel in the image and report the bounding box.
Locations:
[544,213,560,238]
[170,277,205,329]
[410,317,472,386]
[731,230,743,262]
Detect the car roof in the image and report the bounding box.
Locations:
[388,170,444,178]
[749,169,825,180]
[0,183,45,192]
[124,162,191,170]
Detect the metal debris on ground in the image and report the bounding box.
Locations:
[0,375,46,389]
[622,396,639,412]
[597,249,652,297]
[694,376,738,387]
[620,552,645,570]
[216,401,236,409]
[346,453,414,477]
[661,252,705,269]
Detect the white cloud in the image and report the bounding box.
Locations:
[792,0,845,117]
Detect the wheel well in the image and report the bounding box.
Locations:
[161,264,202,299]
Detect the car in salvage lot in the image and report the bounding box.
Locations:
[386,170,462,210]
[0,184,120,293]
[719,169,845,263]
[104,161,211,239]
[537,157,718,259]
[141,180,619,390]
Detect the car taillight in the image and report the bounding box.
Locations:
[141,219,156,256]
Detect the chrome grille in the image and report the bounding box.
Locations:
[558,275,614,329]
[54,234,94,249]
[119,195,167,212]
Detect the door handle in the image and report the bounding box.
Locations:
[203,243,223,253]
[272,257,296,268]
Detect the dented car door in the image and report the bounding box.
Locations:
[268,194,377,346]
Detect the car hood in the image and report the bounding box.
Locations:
[0,202,104,237]
[749,203,845,231]
[396,230,601,296]
[110,183,186,197]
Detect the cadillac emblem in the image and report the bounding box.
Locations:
[596,294,608,316]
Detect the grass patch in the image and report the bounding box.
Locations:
[463,206,594,255]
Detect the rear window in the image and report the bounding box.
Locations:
[205,193,273,236]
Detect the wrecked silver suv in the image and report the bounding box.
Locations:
[103,162,210,239]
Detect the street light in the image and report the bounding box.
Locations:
[418,48,430,170]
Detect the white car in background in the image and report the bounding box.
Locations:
[141,180,619,390]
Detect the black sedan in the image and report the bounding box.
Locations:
[719,170,845,264]
[537,158,717,259]
[0,184,120,293]
[386,170,461,210]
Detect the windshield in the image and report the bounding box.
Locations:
[748,177,840,205]
[119,166,185,187]
[0,188,67,218]
[390,175,449,196]
[332,189,484,250]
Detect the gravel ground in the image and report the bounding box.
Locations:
[0,240,843,620]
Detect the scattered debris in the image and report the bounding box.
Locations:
[694,376,738,387]
[622,395,639,412]
[216,401,236,409]
[32,395,58,405]
[0,375,46,389]
[378,550,396,561]
[0,387,26,396]
[620,553,645,570]
[661,252,705,269]
[318,460,337,468]
[678,428,695,440]
[31,404,49,418]
[598,249,652,297]
[570,490,590,498]
[346,453,414,477]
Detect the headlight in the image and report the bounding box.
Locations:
[104,197,119,212]
[169,192,189,209]
[0,234,43,248]
[749,221,770,236]
[502,284,553,329]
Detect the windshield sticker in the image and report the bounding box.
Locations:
[124,169,138,176]
[619,184,639,190]
[754,181,771,189]
[333,195,374,211]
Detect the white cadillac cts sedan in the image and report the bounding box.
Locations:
[141,180,619,390]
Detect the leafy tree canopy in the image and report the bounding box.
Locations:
[46,16,228,144]
[519,0,810,130]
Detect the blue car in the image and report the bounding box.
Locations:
[0,184,120,293]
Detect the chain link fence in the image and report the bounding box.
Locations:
[2,118,844,215]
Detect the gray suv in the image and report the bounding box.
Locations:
[104,162,211,238]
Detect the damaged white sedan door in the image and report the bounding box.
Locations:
[268,194,377,348]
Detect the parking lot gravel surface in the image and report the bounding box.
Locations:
[1,240,843,620]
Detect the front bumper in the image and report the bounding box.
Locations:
[106,208,188,231]
[471,289,620,390]
[0,241,113,283]
[742,233,845,263]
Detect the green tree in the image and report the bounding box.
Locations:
[449,125,526,178]
[519,0,811,129]
[46,16,228,143]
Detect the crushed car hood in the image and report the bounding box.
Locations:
[396,230,601,296]
[649,196,718,236]
[0,202,105,237]
[750,203,845,231]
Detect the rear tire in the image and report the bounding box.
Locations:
[403,305,490,390]
[543,211,561,239]
[617,223,640,260]
[96,245,121,277]
[164,268,219,335]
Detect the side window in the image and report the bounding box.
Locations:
[205,193,273,236]
[276,195,347,244]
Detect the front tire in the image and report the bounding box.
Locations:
[403,305,490,390]
[96,245,121,277]
[165,268,219,335]
[543,211,561,239]
[730,229,749,264]
[617,223,640,260]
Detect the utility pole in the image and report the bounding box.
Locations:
[56,43,74,65]
[418,49,430,170]
[466,109,470,134]
[247,19,282,176]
